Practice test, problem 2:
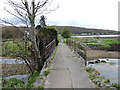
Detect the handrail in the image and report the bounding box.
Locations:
[66,39,87,66]
[46,39,55,49]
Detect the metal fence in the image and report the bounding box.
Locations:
[41,39,56,67]
[66,39,87,66]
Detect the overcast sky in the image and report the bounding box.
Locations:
[0,0,119,31]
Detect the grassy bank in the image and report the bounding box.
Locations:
[2,70,40,88]
[85,67,120,89]
[2,39,31,57]
[70,37,120,52]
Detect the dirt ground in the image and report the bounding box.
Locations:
[2,64,31,77]
[87,50,120,60]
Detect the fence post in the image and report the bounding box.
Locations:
[84,46,87,66]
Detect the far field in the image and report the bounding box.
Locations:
[70,37,120,52]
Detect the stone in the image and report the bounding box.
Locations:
[100,83,111,87]
[108,87,117,90]
[95,60,100,63]
[88,61,95,64]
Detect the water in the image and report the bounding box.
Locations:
[4,74,29,82]
[0,58,26,64]
[0,58,29,82]
[88,58,120,84]
[72,34,120,38]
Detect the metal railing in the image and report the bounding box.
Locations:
[45,39,56,61]
[66,39,87,66]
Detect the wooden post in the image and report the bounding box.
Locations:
[84,46,87,66]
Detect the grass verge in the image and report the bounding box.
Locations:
[2,70,40,88]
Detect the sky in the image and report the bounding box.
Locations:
[0,0,119,31]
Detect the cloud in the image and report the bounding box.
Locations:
[0,0,119,31]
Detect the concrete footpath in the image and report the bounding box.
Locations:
[44,42,94,88]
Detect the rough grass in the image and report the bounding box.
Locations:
[44,70,50,76]
[70,37,120,51]
[2,70,41,88]
[82,40,98,43]
[2,39,31,57]
[2,77,25,88]
[58,37,61,42]
[102,40,120,44]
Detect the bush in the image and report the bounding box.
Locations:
[36,26,59,46]
[44,70,50,76]
[112,83,120,89]
[61,28,71,38]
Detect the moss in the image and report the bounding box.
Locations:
[103,79,110,83]
[101,60,106,63]
[86,67,94,73]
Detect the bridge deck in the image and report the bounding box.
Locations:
[44,41,94,88]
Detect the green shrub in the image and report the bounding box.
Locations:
[61,28,71,38]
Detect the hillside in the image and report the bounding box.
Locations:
[54,26,119,35]
[1,24,119,35]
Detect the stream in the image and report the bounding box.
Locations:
[88,58,120,84]
[0,58,26,64]
[1,58,29,82]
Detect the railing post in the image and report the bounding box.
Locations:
[84,46,87,66]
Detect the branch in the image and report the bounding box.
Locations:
[4,8,27,23]
[35,0,48,14]
[24,0,32,20]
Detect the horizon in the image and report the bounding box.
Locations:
[0,23,118,32]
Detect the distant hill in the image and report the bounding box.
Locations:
[1,24,119,35]
[54,26,119,35]
[0,24,7,28]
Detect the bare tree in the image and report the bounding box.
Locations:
[1,0,58,73]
